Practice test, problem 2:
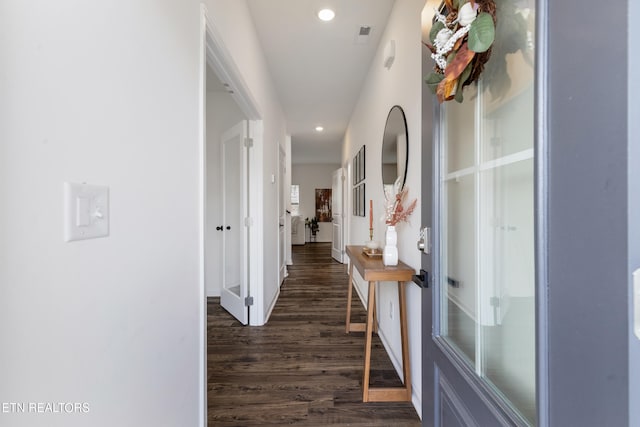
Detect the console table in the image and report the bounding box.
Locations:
[345,245,415,403]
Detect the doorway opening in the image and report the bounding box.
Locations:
[200,7,264,316]
[199,5,265,424]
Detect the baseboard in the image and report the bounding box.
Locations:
[377,327,404,382]
[377,327,422,419]
[413,391,423,420]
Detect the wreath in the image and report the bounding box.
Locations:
[424,0,497,103]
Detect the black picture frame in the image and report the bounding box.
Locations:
[353,187,357,215]
[352,182,366,217]
[352,145,366,216]
[353,187,357,216]
[353,155,358,185]
[359,146,366,183]
[353,145,366,185]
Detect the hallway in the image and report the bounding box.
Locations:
[207,243,420,426]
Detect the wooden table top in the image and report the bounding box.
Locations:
[346,245,415,282]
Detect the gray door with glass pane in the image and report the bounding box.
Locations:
[421,1,637,426]
[421,1,537,424]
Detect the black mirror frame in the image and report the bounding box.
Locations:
[381,105,409,195]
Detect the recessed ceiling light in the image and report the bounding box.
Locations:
[317,8,335,22]
[315,126,324,132]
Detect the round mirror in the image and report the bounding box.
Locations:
[381,105,408,197]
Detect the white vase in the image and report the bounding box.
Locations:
[383,225,398,266]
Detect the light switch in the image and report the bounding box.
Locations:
[64,182,109,242]
[76,197,90,226]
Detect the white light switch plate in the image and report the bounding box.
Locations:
[64,182,109,242]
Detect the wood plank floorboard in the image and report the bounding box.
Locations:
[208,242,421,426]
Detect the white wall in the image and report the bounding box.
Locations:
[204,0,287,323]
[0,2,203,426]
[341,0,425,416]
[205,85,246,297]
[291,164,340,243]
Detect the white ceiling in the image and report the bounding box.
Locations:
[246,0,396,164]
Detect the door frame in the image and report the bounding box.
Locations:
[198,5,265,425]
[201,6,264,323]
[543,1,631,425]
[630,2,640,425]
[344,162,352,258]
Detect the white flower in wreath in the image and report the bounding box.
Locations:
[458,2,478,27]
[435,28,453,46]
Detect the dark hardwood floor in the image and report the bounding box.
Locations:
[208,242,421,426]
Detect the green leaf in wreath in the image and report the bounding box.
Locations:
[455,85,464,103]
[459,60,473,86]
[453,0,466,10]
[424,72,444,93]
[468,12,495,53]
[454,62,473,103]
[429,21,445,45]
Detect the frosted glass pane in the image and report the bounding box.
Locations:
[482,74,534,161]
[445,85,476,173]
[441,174,476,365]
[291,184,299,204]
[479,160,535,424]
[223,135,242,291]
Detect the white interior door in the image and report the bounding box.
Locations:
[220,121,249,325]
[278,147,287,284]
[331,168,344,263]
